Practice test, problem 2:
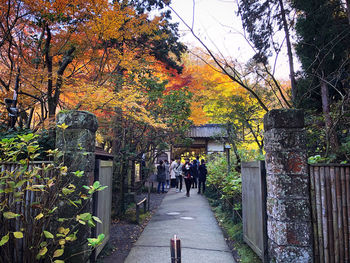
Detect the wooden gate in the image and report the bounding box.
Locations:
[92,157,113,260]
[310,164,350,263]
[241,161,268,262]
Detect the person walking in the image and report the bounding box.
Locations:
[174,158,183,193]
[164,160,170,189]
[156,160,166,194]
[169,158,177,188]
[182,158,193,197]
[191,159,198,188]
[196,156,200,169]
[198,159,208,194]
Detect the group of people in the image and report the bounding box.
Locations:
[156,156,207,197]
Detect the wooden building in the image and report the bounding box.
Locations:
[169,124,228,159]
[188,124,227,153]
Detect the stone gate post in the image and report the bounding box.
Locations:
[56,110,98,262]
[264,109,313,262]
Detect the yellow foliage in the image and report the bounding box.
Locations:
[182,50,266,151]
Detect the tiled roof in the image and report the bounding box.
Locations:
[187,124,228,138]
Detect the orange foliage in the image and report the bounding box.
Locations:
[0,0,173,129]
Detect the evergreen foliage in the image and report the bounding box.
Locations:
[294,0,350,109]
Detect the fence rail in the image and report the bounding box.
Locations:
[0,162,54,211]
[310,164,350,263]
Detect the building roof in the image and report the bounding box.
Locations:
[187,124,228,138]
[95,147,113,160]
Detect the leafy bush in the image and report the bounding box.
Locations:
[206,153,241,202]
[305,109,350,163]
[0,128,55,161]
[237,149,265,162]
[308,154,327,164]
[205,150,263,262]
[0,130,105,262]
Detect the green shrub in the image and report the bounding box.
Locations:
[0,128,55,161]
[206,154,241,203]
[0,130,105,262]
[237,149,265,162]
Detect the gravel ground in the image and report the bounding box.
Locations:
[97,192,166,263]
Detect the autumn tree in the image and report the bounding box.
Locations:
[179,52,277,161]
[0,0,191,212]
[124,0,187,73]
[0,0,186,131]
[103,71,192,215]
[1,0,92,125]
[166,1,291,113]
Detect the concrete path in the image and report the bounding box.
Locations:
[124,187,236,263]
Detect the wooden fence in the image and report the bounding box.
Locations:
[1,157,113,262]
[310,164,350,263]
[0,161,54,262]
[0,162,54,219]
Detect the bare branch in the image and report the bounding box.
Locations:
[166,3,269,112]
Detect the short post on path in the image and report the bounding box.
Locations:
[135,197,147,224]
[170,234,181,263]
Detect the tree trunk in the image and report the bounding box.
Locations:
[26,108,34,129]
[243,118,263,153]
[320,79,339,153]
[45,25,55,119]
[226,123,241,166]
[46,26,75,120]
[119,155,128,215]
[112,107,128,216]
[278,0,297,106]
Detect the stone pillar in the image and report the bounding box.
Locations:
[56,110,98,262]
[264,109,313,262]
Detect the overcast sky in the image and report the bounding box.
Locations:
[169,0,297,80]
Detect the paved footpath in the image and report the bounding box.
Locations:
[124,187,236,263]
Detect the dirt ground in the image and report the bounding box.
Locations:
[97,192,166,263]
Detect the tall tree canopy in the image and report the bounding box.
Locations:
[293,0,350,155]
[237,0,296,105]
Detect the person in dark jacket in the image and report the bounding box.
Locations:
[182,158,192,197]
[191,159,198,188]
[164,160,170,189]
[198,159,207,194]
[196,156,200,169]
[157,160,166,193]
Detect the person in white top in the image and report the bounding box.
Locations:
[169,158,177,188]
[174,157,183,192]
